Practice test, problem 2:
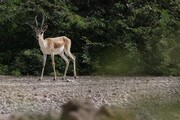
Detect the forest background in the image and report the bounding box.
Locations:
[0,0,179,76]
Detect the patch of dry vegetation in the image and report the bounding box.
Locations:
[4,99,180,120]
[5,99,135,120]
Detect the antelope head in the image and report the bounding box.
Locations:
[31,15,48,40]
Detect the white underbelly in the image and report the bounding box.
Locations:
[41,46,64,55]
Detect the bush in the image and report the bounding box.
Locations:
[12,49,42,76]
[10,69,21,76]
[0,64,8,75]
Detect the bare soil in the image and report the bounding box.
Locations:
[0,76,180,116]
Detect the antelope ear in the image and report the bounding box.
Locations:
[31,25,37,32]
[43,25,48,32]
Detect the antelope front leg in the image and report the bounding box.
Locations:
[51,52,57,80]
[39,54,47,80]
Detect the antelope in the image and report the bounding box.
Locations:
[31,15,77,80]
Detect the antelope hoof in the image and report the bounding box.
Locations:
[62,77,67,80]
[53,77,57,81]
[39,78,42,81]
[74,76,78,79]
[66,79,71,82]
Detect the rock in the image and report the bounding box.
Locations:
[33,87,36,90]
[88,90,92,93]
[60,99,96,120]
[112,93,117,95]
[44,94,48,98]
[1,111,4,114]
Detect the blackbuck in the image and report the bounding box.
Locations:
[31,15,77,80]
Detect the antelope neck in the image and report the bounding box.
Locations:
[38,35,47,49]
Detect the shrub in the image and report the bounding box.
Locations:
[12,49,42,76]
[0,64,8,75]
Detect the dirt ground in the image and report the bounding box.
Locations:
[0,75,180,116]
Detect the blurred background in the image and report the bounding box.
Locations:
[0,0,179,76]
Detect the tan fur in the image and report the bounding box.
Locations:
[46,37,66,52]
[63,37,71,52]
[46,36,72,53]
[54,40,65,48]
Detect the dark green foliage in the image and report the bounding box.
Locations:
[12,49,42,75]
[0,0,179,76]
